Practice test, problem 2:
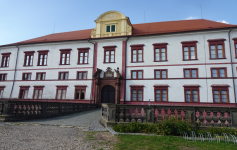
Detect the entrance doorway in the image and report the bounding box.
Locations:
[101,85,115,104]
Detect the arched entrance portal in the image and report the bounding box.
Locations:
[101,85,115,104]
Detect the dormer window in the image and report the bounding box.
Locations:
[106,25,116,32]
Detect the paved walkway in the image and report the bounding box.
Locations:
[14,108,106,131]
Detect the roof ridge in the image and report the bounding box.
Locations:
[132,19,236,26]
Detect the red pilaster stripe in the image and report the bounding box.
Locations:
[92,43,98,102]
[120,41,126,103]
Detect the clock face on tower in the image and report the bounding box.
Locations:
[106,13,117,19]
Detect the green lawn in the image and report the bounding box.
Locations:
[115,134,236,150]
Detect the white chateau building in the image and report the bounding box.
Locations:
[1,11,237,107]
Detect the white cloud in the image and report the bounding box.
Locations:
[186,16,197,20]
[217,20,229,24]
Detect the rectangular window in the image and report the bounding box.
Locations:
[153,43,168,61]
[181,41,198,60]
[103,46,116,63]
[184,68,198,78]
[154,85,169,102]
[130,85,144,101]
[19,86,30,99]
[77,48,89,64]
[183,85,200,102]
[154,69,167,78]
[59,72,69,80]
[106,25,116,32]
[130,44,144,63]
[1,53,11,67]
[36,72,46,80]
[33,86,44,99]
[24,51,35,66]
[0,86,5,98]
[37,50,48,66]
[0,74,7,81]
[212,85,229,103]
[131,70,143,79]
[22,73,31,80]
[211,68,227,78]
[74,86,86,100]
[208,39,226,59]
[56,86,67,99]
[60,49,71,65]
[77,71,87,79]
[234,38,237,58]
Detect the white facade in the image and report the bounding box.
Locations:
[1,16,237,106]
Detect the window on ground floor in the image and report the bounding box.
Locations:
[130,85,144,101]
[19,86,30,99]
[211,85,229,103]
[74,86,86,100]
[56,86,67,99]
[33,86,44,99]
[154,85,169,102]
[183,85,200,102]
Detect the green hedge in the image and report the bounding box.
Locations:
[113,116,191,136]
[113,116,237,136]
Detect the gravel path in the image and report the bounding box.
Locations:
[0,124,117,150]
[16,108,107,131]
[0,109,118,150]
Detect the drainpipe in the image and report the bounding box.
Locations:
[228,28,237,107]
[88,39,95,104]
[9,45,20,100]
[124,37,129,104]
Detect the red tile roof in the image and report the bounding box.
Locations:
[2,19,237,46]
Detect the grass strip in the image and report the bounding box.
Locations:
[115,134,236,150]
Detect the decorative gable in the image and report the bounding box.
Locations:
[91,11,132,38]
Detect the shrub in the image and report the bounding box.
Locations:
[112,116,192,136]
[155,116,191,136]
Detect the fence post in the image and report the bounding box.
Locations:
[42,102,47,118]
[145,106,154,123]
[231,111,237,128]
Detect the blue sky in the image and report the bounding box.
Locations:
[0,0,236,45]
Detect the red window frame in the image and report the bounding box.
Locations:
[74,85,87,100]
[37,50,48,66]
[233,38,237,58]
[36,72,46,80]
[130,85,144,101]
[0,86,5,98]
[33,86,44,99]
[24,51,35,66]
[77,47,89,64]
[207,39,226,59]
[211,85,229,103]
[131,70,143,79]
[59,49,71,65]
[77,71,87,80]
[183,85,200,102]
[0,73,7,81]
[153,43,168,62]
[183,68,198,78]
[210,67,227,78]
[154,85,169,102]
[1,52,11,67]
[22,72,32,80]
[130,44,144,63]
[103,45,116,63]
[19,86,30,99]
[58,72,69,80]
[56,86,68,99]
[181,41,198,61]
[154,69,168,79]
